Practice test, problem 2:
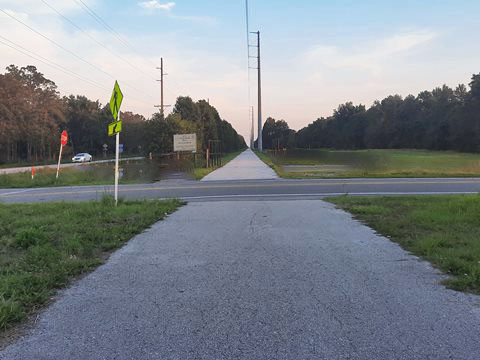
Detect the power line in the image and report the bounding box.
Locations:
[73,0,131,49]
[41,0,157,82]
[73,0,159,70]
[71,0,178,110]
[0,36,109,92]
[0,36,156,108]
[0,8,156,101]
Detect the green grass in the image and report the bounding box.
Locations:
[328,195,480,294]
[0,197,181,331]
[0,167,143,189]
[254,151,288,177]
[192,151,243,180]
[258,149,480,178]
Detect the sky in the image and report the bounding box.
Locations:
[1,0,480,142]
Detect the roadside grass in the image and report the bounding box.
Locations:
[0,197,181,331]
[328,195,480,294]
[192,151,243,180]
[0,167,142,189]
[0,155,142,170]
[258,149,480,178]
[254,151,287,177]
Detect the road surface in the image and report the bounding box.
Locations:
[1,150,479,203]
[1,200,479,359]
[0,177,479,203]
[0,157,144,175]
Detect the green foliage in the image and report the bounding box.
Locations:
[329,195,480,294]
[295,75,480,153]
[255,117,295,150]
[0,199,181,330]
[258,149,480,178]
[0,66,245,165]
[140,97,247,156]
[0,166,142,188]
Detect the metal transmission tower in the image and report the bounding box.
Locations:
[250,106,255,149]
[155,58,171,116]
[249,31,263,151]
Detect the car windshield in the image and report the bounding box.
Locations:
[75,154,85,157]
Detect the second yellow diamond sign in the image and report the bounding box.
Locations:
[108,121,122,137]
[108,81,123,137]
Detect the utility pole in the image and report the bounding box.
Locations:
[250,31,263,151]
[155,57,170,116]
[250,106,255,149]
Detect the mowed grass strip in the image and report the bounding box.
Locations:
[0,167,138,189]
[0,197,181,331]
[328,195,480,294]
[259,149,480,178]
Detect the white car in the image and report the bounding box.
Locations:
[72,153,93,163]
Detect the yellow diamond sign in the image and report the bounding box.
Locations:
[108,121,122,137]
[109,81,123,121]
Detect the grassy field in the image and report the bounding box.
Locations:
[258,149,480,178]
[0,198,181,331]
[328,195,480,294]
[0,167,144,188]
[192,151,243,180]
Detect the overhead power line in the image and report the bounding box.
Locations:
[74,0,132,50]
[0,36,108,92]
[73,0,159,70]
[40,0,157,82]
[0,36,156,107]
[0,8,156,101]
[72,0,190,109]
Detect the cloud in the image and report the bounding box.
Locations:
[138,1,175,11]
[0,0,96,15]
[304,30,437,75]
[0,8,29,21]
[168,14,217,25]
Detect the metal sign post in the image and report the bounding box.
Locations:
[108,81,123,206]
[114,112,120,205]
[56,130,68,179]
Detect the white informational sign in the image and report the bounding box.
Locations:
[174,134,197,152]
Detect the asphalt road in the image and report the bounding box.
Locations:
[2,201,479,359]
[0,177,479,203]
[0,157,144,175]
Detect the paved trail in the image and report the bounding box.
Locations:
[201,149,278,181]
[1,200,479,360]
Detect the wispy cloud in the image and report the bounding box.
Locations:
[168,14,217,25]
[137,1,215,24]
[304,30,437,75]
[138,1,175,11]
[0,8,29,20]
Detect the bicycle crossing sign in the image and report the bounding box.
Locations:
[108,121,122,137]
[109,81,123,121]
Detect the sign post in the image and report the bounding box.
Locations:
[109,81,123,206]
[56,130,68,179]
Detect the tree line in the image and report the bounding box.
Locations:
[0,65,246,164]
[259,73,480,153]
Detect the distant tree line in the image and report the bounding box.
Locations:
[144,96,247,155]
[259,74,480,153]
[0,65,246,163]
